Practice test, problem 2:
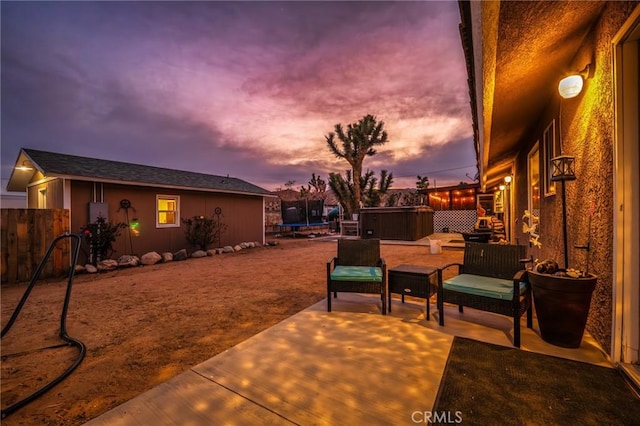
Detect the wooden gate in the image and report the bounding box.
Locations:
[1,209,71,283]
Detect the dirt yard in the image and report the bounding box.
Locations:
[1,238,462,425]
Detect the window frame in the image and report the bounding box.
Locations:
[528,142,541,240]
[156,194,180,228]
[542,120,559,197]
[38,188,47,209]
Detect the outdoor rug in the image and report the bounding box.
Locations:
[432,337,640,425]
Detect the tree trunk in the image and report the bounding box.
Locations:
[352,164,362,214]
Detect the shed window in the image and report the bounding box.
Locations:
[157,195,180,228]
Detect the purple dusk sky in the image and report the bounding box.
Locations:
[1,1,477,192]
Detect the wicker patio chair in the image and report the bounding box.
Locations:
[436,242,532,347]
[327,238,386,314]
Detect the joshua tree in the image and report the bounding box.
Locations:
[325,114,389,213]
[328,169,393,217]
[416,175,430,205]
[308,173,327,195]
[300,173,327,200]
[362,169,393,207]
[328,171,357,216]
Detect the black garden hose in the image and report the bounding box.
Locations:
[1,233,87,419]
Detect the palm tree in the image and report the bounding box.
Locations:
[325,114,389,213]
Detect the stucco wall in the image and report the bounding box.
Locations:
[566,1,638,355]
[513,2,637,354]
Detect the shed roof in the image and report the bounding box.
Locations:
[7,148,273,197]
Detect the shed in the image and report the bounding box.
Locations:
[7,148,272,260]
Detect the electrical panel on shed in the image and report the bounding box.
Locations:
[88,202,108,223]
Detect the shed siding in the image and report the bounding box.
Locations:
[27,178,64,209]
[69,181,264,261]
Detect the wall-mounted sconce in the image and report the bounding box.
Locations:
[504,175,512,184]
[15,161,34,171]
[551,155,576,182]
[558,64,591,99]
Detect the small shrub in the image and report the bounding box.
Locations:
[182,215,227,251]
[81,216,127,265]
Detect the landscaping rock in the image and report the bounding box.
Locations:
[223,246,234,253]
[85,264,98,274]
[247,242,256,248]
[267,241,279,246]
[191,250,207,258]
[97,259,118,271]
[74,264,86,274]
[118,255,140,267]
[162,252,173,262]
[141,251,162,265]
[173,249,188,261]
[215,248,224,255]
[206,249,217,256]
[233,245,242,252]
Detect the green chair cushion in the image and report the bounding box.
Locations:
[331,266,383,283]
[443,274,527,300]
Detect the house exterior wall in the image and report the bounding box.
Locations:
[512,2,637,354]
[67,180,265,261]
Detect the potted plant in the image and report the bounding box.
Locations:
[521,208,597,348]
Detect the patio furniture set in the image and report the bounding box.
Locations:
[326,239,532,347]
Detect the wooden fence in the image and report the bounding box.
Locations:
[1,209,71,283]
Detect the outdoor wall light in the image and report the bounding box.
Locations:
[558,75,583,99]
[499,184,506,191]
[504,175,512,184]
[558,64,590,99]
[550,155,576,182]
[15,161,33,171]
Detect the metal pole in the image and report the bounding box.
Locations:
[561,179,569,269]
[506,185,510,241]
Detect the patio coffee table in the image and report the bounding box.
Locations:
[388,264,438,320]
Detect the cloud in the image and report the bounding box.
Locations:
[1,1,476,193]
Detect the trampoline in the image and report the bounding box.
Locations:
[277,199,328,237]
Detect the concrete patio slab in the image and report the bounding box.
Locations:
[85,369,294,425]
[87,292,611,425]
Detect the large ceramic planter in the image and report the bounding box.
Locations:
[527,270,597,348]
